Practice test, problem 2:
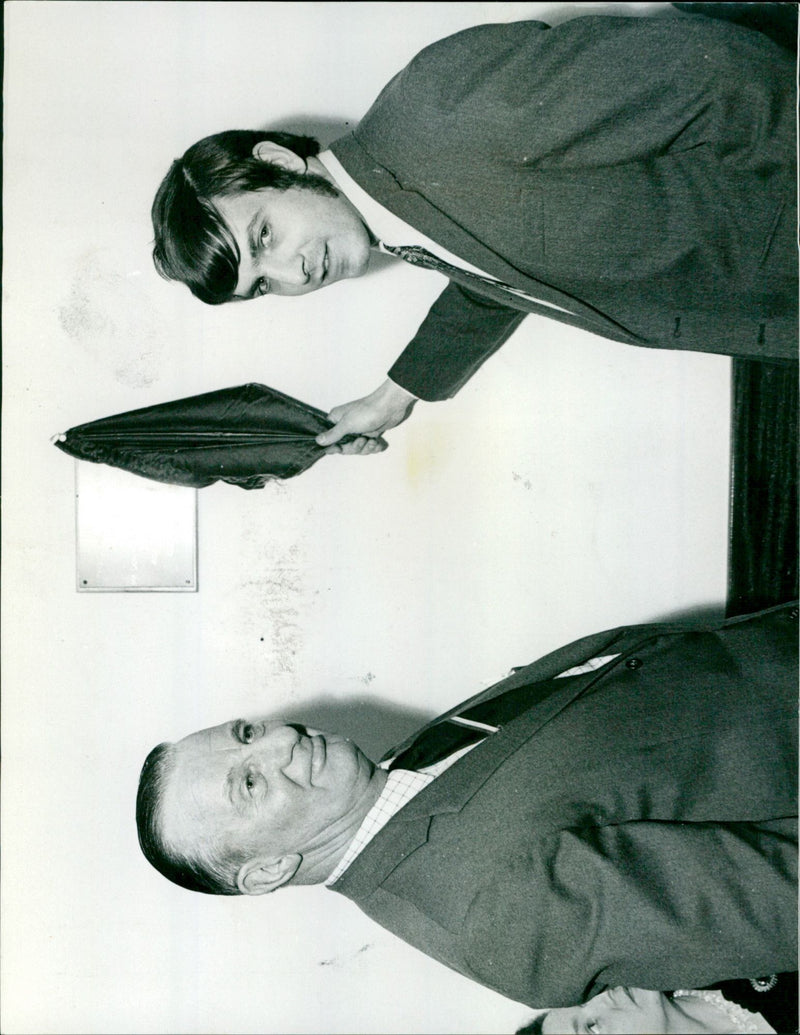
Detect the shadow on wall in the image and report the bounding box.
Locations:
[543,4,679,27]
[285,693,435,763]
[651,602,727,625]
[266,116,353,150]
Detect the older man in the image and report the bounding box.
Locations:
[137,602,798,1007]
[151,13,797,450]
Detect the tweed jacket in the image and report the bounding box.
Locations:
[330,15,798,401]
[330,603,798,1007]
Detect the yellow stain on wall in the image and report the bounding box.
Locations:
[404,420,452,490]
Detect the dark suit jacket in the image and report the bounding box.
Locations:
[330,603,798,1008]
[330,16,798,401]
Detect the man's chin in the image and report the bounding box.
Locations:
[343,252,371,282]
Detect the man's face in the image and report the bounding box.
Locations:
[213,183,373,299]
[541,988,670,1035]
[159,718,380,876]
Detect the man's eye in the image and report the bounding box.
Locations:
[260,224,270,244]
[243,770,265,798]
[240,722,263,743]
[586,1022,600,1035]
[256,277,270,296]
[235,719,264,743]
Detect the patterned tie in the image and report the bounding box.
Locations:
[382,242,642,343]
[388,677,545,772]
[382,243,548,313]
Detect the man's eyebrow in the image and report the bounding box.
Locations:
[225,765,245,810]
[235,213,263,300]
[245,212,261,261]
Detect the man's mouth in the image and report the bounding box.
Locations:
[285,723,328,781]
[309,734,326,780]
[321,245,329,283]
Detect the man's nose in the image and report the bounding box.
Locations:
[261,249,308,287]
[262,723,303,766]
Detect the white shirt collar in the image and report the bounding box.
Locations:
[318,149,495,277]
[325,738,485,887]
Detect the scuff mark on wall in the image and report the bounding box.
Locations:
[58,249,162,389]
[318,944,374,968]
[240,541,306,675]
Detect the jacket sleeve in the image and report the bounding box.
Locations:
[462,818,798,1008]
[372,15,796,394]
[387,282,526,401]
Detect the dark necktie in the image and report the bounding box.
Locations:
[388,677,544,772]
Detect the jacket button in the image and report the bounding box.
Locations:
[625,657,643,670]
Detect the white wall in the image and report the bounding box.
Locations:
[2,3,731,1033]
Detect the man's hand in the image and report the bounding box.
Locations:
[323,436,388,457]
[316,379,418,451]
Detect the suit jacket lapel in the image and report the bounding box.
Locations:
[395,666,612,821]
[390,187,643,343]
[341,609,772,898]
[382,623,631,764]
[330,135,644,345]
[391,604,754,760]
[336,662,615,899]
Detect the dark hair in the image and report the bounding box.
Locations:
[151,129,330,305]
[136,741,239,895]
[516,1014,547,1035]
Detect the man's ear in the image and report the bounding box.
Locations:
[251,141,307,173]
[236,853,301,896]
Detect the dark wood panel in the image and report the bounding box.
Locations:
[727,360,798,617]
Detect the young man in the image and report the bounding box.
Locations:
[151,14,797,450]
